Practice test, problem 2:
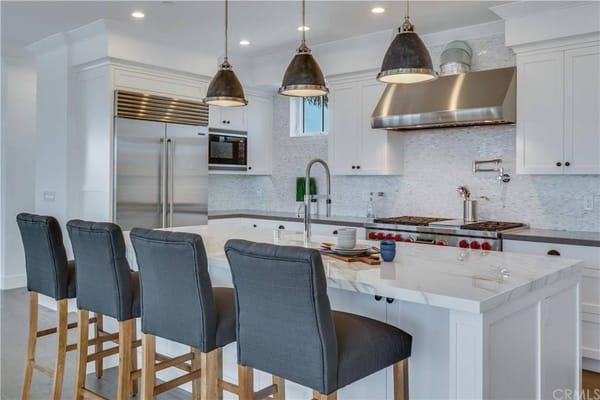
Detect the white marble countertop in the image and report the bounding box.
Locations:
[126,224,583,314]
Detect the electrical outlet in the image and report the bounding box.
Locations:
[583,195,594,211]
[43,191,56,202]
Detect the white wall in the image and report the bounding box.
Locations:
[0,56,37,289]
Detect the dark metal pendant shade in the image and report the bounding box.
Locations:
[205,60,248,107]
[279,44,328,97]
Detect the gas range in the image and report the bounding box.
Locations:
[365,216,526,251]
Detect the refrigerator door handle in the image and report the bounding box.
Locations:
[161,137,168,228]
[168,138,174,228]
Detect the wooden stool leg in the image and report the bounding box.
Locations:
[238,365,254,400]
[273,376,285,400]
[50,299,68,400]
[313,390,337,400]
[117,319,133,400]
[141,334,156,400]
[73,309,90,400]
[94,313,103,378]
[21,292,38,400]
[394,358,409,400]
[130,319,138,396]
[200,348,222,400]
[191,348,201,400]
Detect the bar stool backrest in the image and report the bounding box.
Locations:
[67,220,134,321]
[130,228,218,352]
[16,213,70,299]
[224,239,338,394]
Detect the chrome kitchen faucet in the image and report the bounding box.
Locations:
[304,158,331,245]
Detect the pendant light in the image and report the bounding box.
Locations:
[279,0,328,97]
[205,0,247,107]
[377,0,436,84]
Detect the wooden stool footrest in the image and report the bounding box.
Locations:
[131,352,194,379]
[81,387,109,400]
[36,317,97,338]
[254,383,278,400]
[219,379,239,394]
[154,368,202,396]
[32,363,53,378]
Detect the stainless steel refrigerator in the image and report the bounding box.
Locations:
[114,117,208,230]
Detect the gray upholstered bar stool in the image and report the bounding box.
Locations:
[130,228,284,400]
[67,220,141,400]
[225,240,413,400]
[16,213,101,400]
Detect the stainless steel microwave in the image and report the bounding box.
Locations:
[208,131,247,171]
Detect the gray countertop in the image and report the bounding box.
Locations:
[208,209,372,228]
[209,209,600,247]
[503,228,600,248]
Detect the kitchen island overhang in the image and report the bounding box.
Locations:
[125,224,583,400]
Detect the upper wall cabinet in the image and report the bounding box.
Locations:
[516,42,600,175]
[246,95,272,175]
[328,75,403,176]
[209,105,247,132]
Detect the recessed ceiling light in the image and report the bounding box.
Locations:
[371,6,385,14]
[131,11,145,19]
[297,25,310,32]
[239,40,250,46]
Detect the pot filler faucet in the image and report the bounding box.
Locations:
[304,158,332,245]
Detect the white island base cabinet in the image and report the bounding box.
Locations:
[202,266,581,399]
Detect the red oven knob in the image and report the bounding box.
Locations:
[481,242,492,251]
[394,234,403,242]
[376,232,385,240]
[470,241,481,249]
[385,233,394,240]
[436,240,447,246]
[368,232,377,240]
[459,240,470,248]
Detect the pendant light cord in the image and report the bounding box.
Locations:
[224,0,229,61]
[302,0,306,44]
[406,0,410,20]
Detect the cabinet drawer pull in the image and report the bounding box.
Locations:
[356,165,361,170]
[351,165,356,169]
[547,249,561,256]
[386,297,394,304]
[565,161,571,167]
[278,225,285,230]
[374,295,382,301]
[556,162,562,167]
[332,230,338,235]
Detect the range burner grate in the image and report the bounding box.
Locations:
[373,216,452,226]
[461,221,524,231]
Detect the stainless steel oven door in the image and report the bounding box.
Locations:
[208,133,247,171]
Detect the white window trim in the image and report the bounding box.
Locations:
[289,98,328,137]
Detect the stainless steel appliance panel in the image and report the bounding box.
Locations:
[166,124,208,227]
[115,118,166,230]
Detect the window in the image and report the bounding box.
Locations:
[290,95,328,136]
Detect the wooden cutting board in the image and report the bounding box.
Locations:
[321,252,381,266]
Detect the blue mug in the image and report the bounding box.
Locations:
[379,240,396,262]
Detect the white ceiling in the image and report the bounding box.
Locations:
[2,1,507,58]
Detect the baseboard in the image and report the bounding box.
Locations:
[583,357,600,373]
[1,273,26,289]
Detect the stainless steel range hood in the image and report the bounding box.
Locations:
[371,67,516,131]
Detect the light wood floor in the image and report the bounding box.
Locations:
[584,369,600,392]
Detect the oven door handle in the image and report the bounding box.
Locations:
[414,239,436,245]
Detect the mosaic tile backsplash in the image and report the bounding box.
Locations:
[209,34,600,232]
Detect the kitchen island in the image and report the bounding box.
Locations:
[124,223,584,400]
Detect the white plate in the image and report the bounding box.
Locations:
[332,246,370,255]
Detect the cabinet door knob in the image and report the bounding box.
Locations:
[547,249,561,256]
[248,166,252,170]
[386,297,394,304]
[222,120,226,124]
[374,295,382,301]
[351,165,356,169]
[332,230,338,235]
[356,165,361,170]
[252,224,257,228]
[565,161,570,167]
[278,225,285,230]
[556,162,562,167]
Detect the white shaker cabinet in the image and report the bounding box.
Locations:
[328,74,403,176]
[209,104,247,132]
[516,42,600,175]
[246,95,272,175]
